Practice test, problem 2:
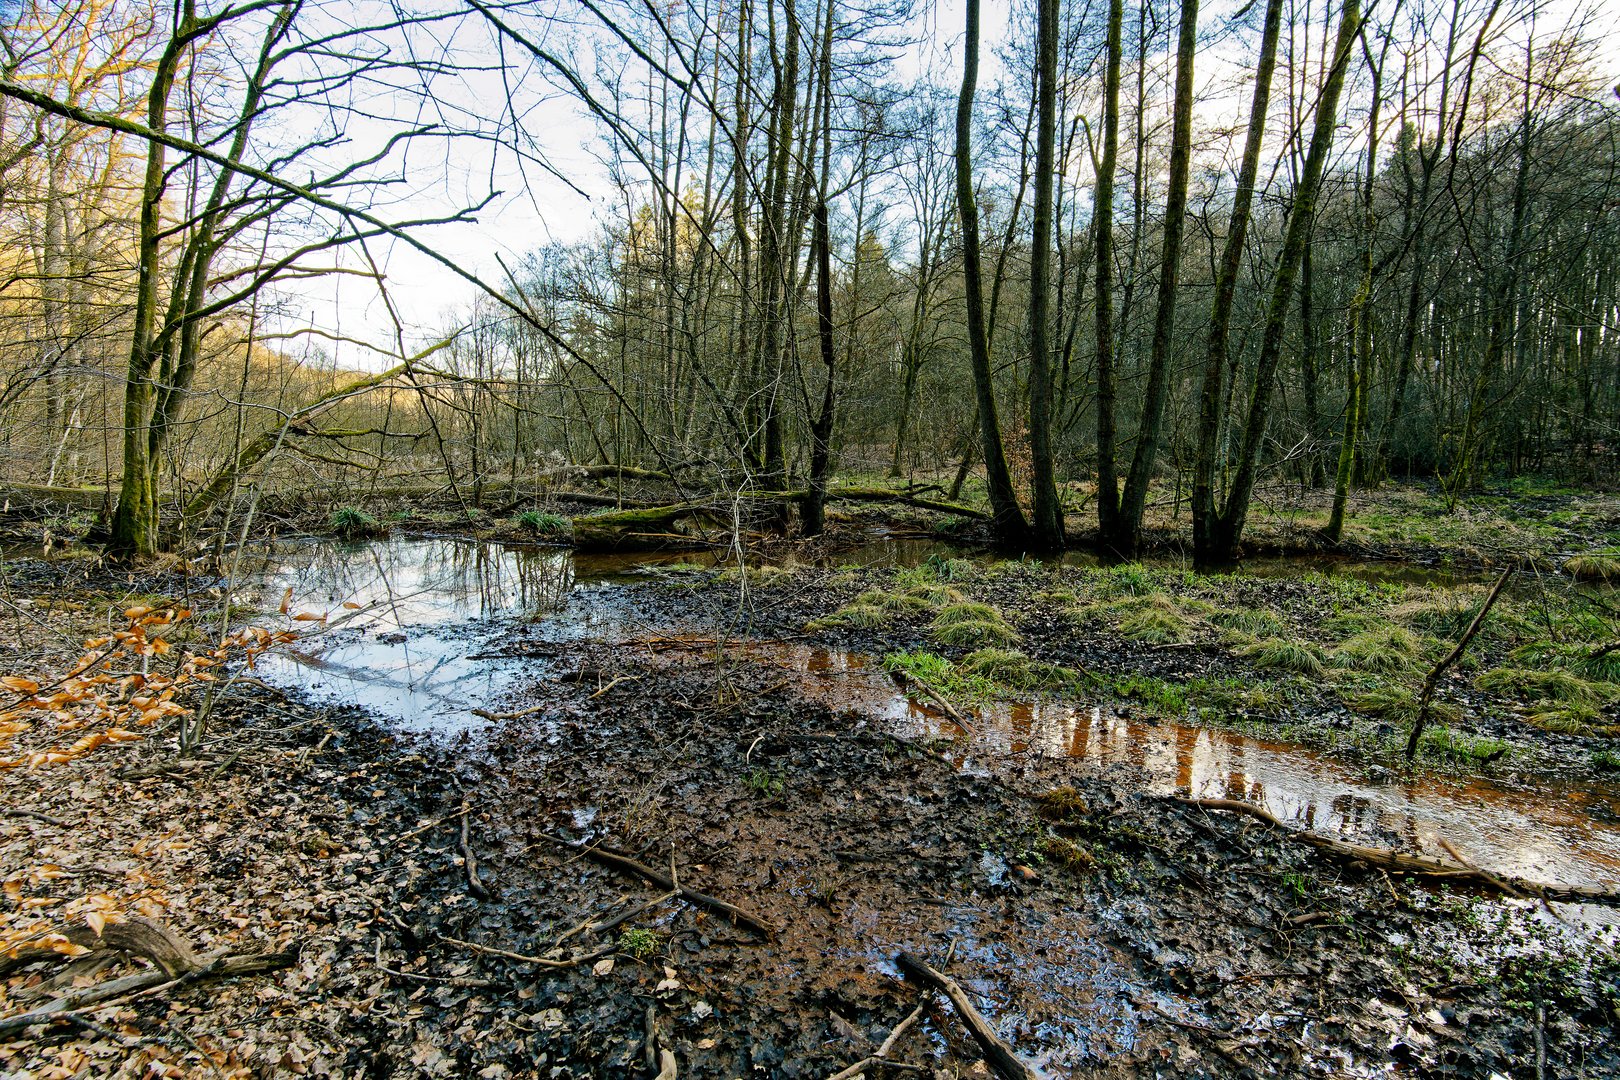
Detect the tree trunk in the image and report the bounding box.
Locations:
[1191,0,1283,566]
[955,0,1029,546]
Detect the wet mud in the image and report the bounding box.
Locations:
[224,535,1620,1077]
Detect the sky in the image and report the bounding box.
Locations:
[261,0,1620,373]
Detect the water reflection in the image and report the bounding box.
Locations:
[770,644,1620,895]
[246,537,584,730]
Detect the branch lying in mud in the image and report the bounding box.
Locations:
[533,833,775,938]
[1175,797,1620,907]
[894,952,1034,1080]
[0,920,297,1037]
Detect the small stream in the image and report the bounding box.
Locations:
[243,535,1620,910]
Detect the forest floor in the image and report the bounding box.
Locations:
[1,509,1619,1077]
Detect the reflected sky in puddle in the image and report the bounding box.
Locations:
[240,537,1620,904]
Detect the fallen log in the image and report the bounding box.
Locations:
[533,832,774,938]
[894,952,1033,1080]
[569,486,988,552]
[1175,796,1620,906]
[0,944,297,1036]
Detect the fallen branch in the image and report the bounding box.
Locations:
[894,952,1033,1080]
[1175,796,1620,906]
[826,996,932,1080]
[0,946,297,1036]
[459,798,491,900]
[533,833,774,938]
[438,935,614,970]
[0,808,70,827]
[1407,566,1512,759]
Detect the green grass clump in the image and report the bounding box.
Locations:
[1118,601,1192,645]
[515,510,569,537]
[853,589,932,616]
[931,619,1022,648]
[959,648,1076,693]
[806,602,892,631]
[1564,552,1620,583]
[930,602,1020,648]
[902,583,965,608]
[1090,563,1162,599]
[1510,641,1620,683]
[1475,666,1609,705]
[1211,606,1287,638]
[1333,626,1424,674]
[1240,637,1326,676]
[1527,703,1603,734]
[330,506,385,539]
[932,601,1003,626]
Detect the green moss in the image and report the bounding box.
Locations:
[1037,834,1095,873]
[1099,673,1188,716]
[1418,726,1509,765]
[1035,786,1091,819]
[1333,626,1424,674]
[1240,637,1326,676]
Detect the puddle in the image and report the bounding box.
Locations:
[749,642,1620,905]
[241,536,1620,907]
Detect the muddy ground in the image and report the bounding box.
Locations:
[1,550,1618,1078]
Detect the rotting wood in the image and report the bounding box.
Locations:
[1175,796,1620,906]
[459,798,491,900]
[533,833,774,938]
[0,944,297,1036]
[894,951,1034,1080]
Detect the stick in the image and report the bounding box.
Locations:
[459,798,491,900]
[893,952,1033,1080]
[1407,566,1512,759]
[0,808,70,827]
[438,936,614,970]
[533,833,774,938]
[825,997,932,1080]
[1175,796,1620,905]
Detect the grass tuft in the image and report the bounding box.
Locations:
[1240,637,1326,676]
[1333,626,1424,674]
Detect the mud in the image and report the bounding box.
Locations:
[220,535,1620,1077]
